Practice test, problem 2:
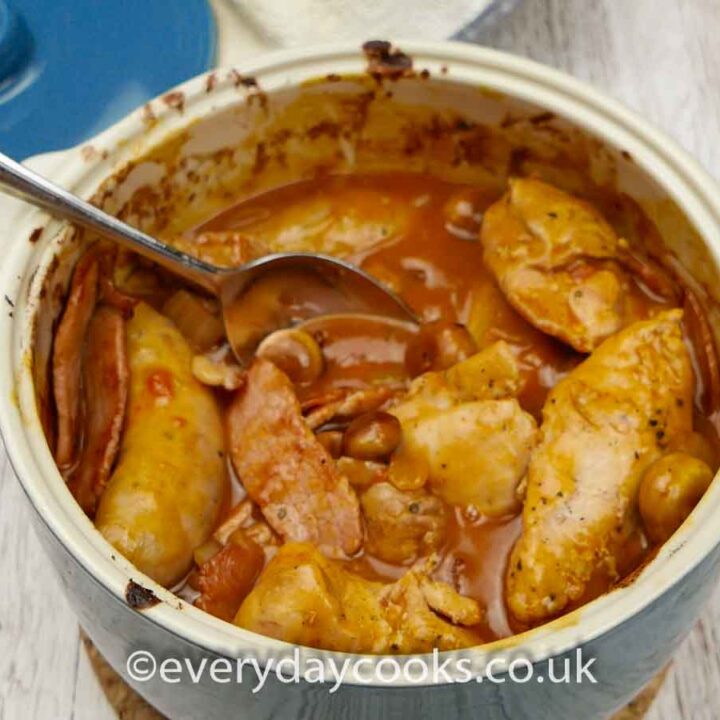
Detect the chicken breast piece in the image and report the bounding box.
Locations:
[361,482,447,565]
[389,342,537,515]
[234,543,480,653]
[506,310,693,624]
[401,340,523,412]
[482,178,638,353]
[226,358,363,558]
[381,561,483,653]
[95,303,227,587]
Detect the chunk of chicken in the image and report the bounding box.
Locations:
[95,303,228,587]
[381,562,483,653]
[226,359,363,558]
[67,306,128,515]
[395,401,536,515]
[415,575,482,627]
[361,482,447,564]
[389,342,537,515]
[506,310,693,624]
[389,341,521,425]
[235,543,481,653]
[482,178,644,353]
[235,543,388,652]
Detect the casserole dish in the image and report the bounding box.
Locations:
[3,41,720,719]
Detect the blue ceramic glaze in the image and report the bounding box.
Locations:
[0,0,215,159]
[31,498,720,720]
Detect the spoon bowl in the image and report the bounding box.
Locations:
[0,150,418,361]
[216,252,417,361]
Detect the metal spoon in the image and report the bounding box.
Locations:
[0,151,417,361]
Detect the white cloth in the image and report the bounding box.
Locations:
[213,0,495,63]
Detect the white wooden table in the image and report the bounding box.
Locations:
[2,0,720,717]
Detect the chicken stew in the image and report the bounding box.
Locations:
[47,170,720,653]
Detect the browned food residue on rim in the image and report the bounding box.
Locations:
[125,580,161,610]
[227,69,259,89]
[227,70,268,111]
[162,91,185,114]
[362,40,414,80]
[205,72,218,93]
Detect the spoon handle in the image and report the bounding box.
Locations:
[0,150,220,293]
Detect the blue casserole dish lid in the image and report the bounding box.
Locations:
[0,0,216,159]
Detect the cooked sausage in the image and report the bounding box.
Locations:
[95,303,228,587]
